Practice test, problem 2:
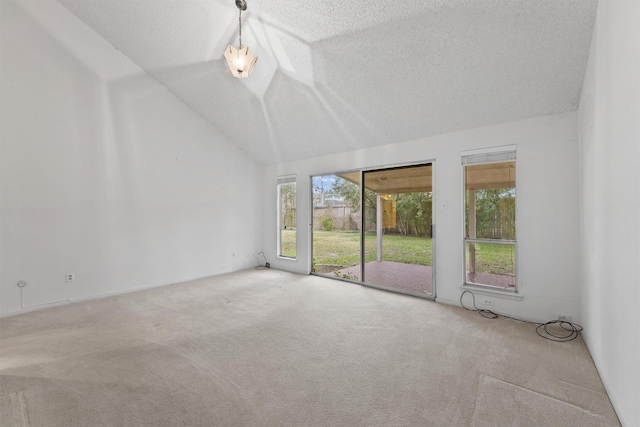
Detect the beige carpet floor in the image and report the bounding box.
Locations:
[0,269,620,426]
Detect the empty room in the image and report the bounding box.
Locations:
[1,0,638,426]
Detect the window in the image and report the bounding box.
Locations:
[277,175,296,259]
[463,149,516,290]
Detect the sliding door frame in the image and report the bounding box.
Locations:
[309,160,436,300]
[360,161,436,299]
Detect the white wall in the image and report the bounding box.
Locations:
[263,112,580,324]
[0,0,263,317]
[578,0,640,425]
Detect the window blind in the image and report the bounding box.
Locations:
[277,175,296,184]
[462,149,516,165]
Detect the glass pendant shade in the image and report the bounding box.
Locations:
[224,44,258,78]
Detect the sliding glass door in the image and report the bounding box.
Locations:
[362,164,434,296]
[311,163,434,298]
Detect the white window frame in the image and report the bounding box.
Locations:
[462,147,517,292]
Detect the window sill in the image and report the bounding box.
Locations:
[460,284,524,301]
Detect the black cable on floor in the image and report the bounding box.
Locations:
[459,290,583,342]
[251,252,271,270]
[535,320,583,342]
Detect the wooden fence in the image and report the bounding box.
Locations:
[312,206,359,230]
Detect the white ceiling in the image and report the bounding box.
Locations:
[57,0,598,165]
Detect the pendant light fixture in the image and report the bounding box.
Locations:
[224,0,258,78]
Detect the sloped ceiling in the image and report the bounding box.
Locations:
[57,0,598,165]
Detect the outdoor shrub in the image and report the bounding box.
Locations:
[321,216,333,231]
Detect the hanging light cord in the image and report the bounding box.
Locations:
[238,8,243,48]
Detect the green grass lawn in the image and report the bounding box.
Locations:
[282,230,515,274]
[280,229,297,258]
[282,229,514,275]
[310,230,432,267]
[466,242,515,275]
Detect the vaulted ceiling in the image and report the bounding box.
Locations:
[58,0,598,165]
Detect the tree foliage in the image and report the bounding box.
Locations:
[320,177,434,236]
[332,178,378,230]
[396,193,432,237]
[467,188,515,239]
[332,178,377,212]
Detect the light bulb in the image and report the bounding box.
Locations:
[235,55,245,71]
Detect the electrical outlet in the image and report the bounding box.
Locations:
[66,273,75,282]
[557,314,572,322]
[482,298,495,306]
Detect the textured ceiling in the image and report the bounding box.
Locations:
[57,0,598,165]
